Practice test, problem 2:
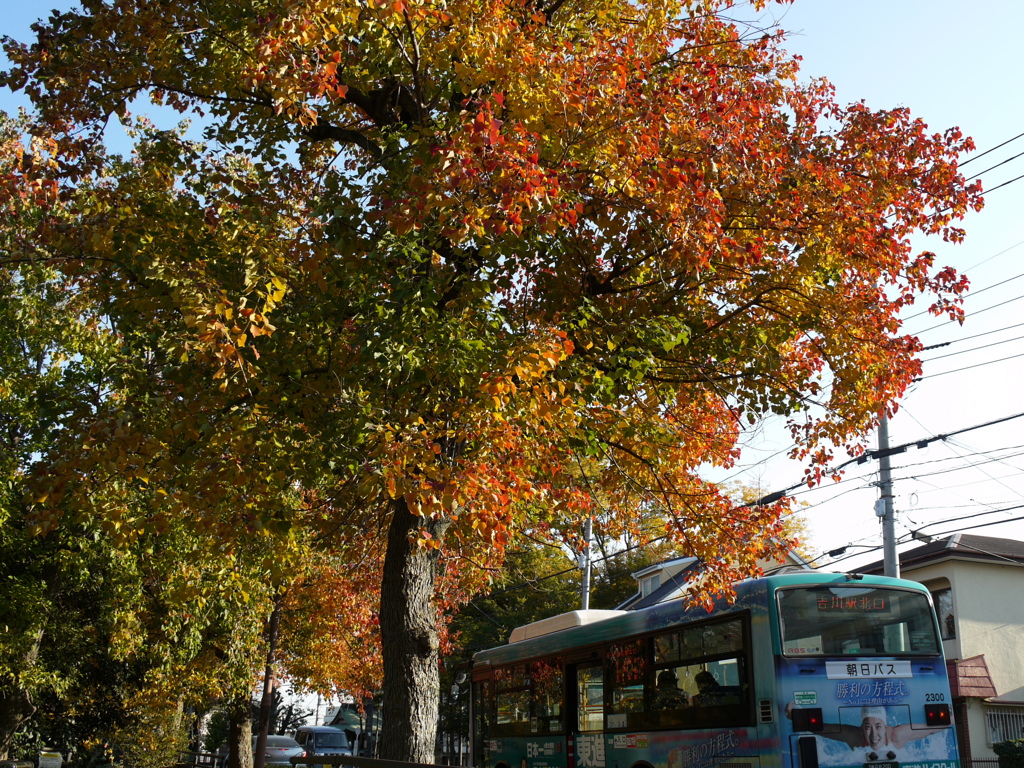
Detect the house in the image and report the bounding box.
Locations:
[616,555,702,610]
[615,549,811,610]
[861,533,1024,768]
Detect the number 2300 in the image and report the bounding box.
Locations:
[926,693,946,702]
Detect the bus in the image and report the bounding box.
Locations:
[469,570,958,768]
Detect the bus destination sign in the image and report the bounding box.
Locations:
[816,594,892,614]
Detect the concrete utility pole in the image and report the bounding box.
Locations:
[877,414,900,578]
[580,518,593,610]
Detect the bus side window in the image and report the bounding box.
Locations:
[471,679,491,767]
[531,658,563,733]
[608,639,646,717]
[648,617,751,728]
[577,665,604,731]
[494,664,531,733]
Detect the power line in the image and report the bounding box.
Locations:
[946,437,1024,474]
[964,237,1024,274]
[467,534,670,601]
[917,292,1024,335]
[892,441,1024,473]
[903,242,1024,323]
[924,320,1024,348]
[790,438,1024,501]
[895,449,1024,484]
[913,508,1024,540]
[965,150,1024,183]
[959,130,1024,168]
[960,292,1024,320]
[809,498,1024,569]
[958,269,1024,302]
[815,514,1014,570]
[905,500,1024,532]
[936,436,1024,503]
[915,350,1024,380]
[981,171,1024,195]
[921,332,1024,362]
[746,410,1024,507]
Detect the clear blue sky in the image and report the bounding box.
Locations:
[4,0,1024,570]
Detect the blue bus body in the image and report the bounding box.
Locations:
[470,572,958,768]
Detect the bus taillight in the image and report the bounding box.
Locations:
[926,703,952,726]
[792,707,824,732]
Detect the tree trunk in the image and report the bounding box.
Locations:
[0,684,36,760]
[227,694,253,768]
[254,597,282,768]
[378,498,449,762]
[0,630,43,760]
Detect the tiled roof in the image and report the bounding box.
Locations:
[617,560,701,610]
[947,655,998,698]
[859,534,1024,574]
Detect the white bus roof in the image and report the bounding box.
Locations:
[508,609,625,643]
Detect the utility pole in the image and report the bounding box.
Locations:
[877,413,900,578]
[580,518,593,610]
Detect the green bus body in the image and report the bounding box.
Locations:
[470,571,959,768]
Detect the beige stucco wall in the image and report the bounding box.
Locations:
[964,698,995,758]
[944,560,1024,700]
[902,557,1024,758]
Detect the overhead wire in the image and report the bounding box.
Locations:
[904,499,1024,532]
[894,408,1024,517]
[784,436,1024,503]
[964,149,1024,183]
[946,437,1024,474]
[903,247,1024,325]
[892,448,1024,484]
[917,292,1024,335]
[922,333,1024,361]
[979,171,1024,196]
[717,131,1024,505]
[958,130,1024,168]
[743,410,1024,507]
[955,268,1024,302]
[912,509,1024,540]
[733,133,1024,567]
[919,320,1024,350]
[942,437,1024,501]
[915,350,1024,380]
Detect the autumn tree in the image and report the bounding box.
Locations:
[3,0,981,758]
[0,115,122,757]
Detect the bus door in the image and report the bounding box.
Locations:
[567,662,604,768]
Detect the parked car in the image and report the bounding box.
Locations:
[293,726,353,766]
[259,735,304,767]
[215,735,304,768]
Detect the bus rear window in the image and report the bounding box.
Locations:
[778,586,940,656]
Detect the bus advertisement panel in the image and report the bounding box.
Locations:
[485,725,761,768]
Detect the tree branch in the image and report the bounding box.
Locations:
[305,121,383,159]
